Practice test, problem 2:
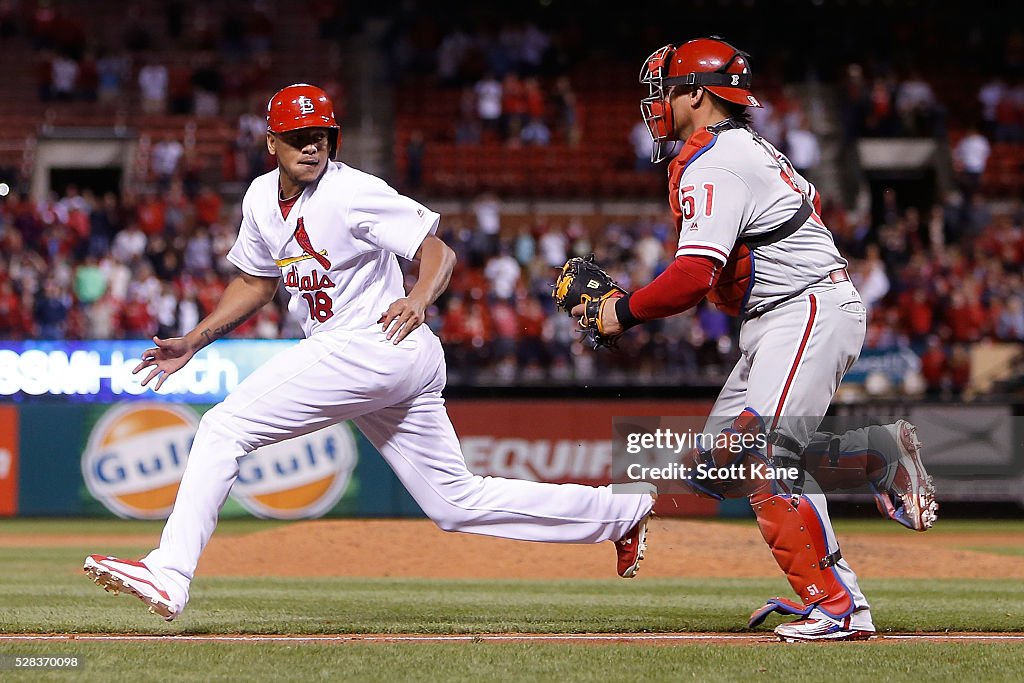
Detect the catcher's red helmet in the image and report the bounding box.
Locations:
[266,83,340,159]
[640,37,761,162]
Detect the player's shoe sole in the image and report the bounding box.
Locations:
[83,554,179,621]
[774,617,875,642]
[615,515,649,578]
[874,420,938,531]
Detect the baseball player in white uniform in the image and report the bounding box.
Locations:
[574,38,936,641]
[84,84,655,621]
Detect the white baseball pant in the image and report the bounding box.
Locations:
[143,325,653,608]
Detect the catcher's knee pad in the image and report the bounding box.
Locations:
[681,408,771,500]
[802,429,890,492]
[747,491,855,627]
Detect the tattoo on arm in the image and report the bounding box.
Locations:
[196,315,249,350]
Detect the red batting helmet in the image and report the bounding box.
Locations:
[266,83,341,159]
[640,37,761,162]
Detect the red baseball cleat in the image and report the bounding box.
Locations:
[614,515,649,578]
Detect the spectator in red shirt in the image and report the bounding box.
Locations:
[948,344,972,397]
[903,289,934,343]
[945,290,987,342]
[194,186,223,227]
[524,76,545,121]
[919,335,947,397]
[516,293,546,371]
[195,270,226,318]
[135,190,167,236]
[0,280,29,338]
[118,289,154,338]
[441,295,470,347]
[500,73,527,142]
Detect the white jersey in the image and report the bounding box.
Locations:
[670,126,846,312]
[227,161,440,337]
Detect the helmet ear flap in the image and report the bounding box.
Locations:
[328,128,341,160]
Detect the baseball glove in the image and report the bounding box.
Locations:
[552,254,627,349]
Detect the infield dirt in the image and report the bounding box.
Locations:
[187,518,1024,580]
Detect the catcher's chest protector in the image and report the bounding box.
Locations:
[667,129,751,316]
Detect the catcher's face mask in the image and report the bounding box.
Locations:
[639,44,677,164]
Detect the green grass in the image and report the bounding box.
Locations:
[4,516,1022,537]
[1,519,1022,682]
[1,642,1023,683]
[771,517,1024,536]
[1,542,1023,635]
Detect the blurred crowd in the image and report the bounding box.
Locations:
[827,191,1024,398]
[2,178,1022,394]
[0,1,1021,395]
[0,181,293,344]
[21,0,281,120]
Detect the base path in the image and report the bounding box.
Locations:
[194,518,1024,580]
[3,633,1024,644]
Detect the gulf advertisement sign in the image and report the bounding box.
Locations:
[231,423,357,520]
[82,402,356,520]
[81,402,198,519]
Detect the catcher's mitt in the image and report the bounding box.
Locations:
[552,254,627,349]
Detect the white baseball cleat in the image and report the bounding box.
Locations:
[83,554,181,621]
[774,614,875,642]
[874,420,938,531]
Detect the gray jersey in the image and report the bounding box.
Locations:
[671,127,846,313]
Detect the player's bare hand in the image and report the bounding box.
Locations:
[570,296,624,336]
[133,336,196,390]
[379,297,427,344]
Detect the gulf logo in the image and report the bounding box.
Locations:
[231,423,357,520]
[82,402,199,520]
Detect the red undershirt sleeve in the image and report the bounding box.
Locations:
[615,255,720,328]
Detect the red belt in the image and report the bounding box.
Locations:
[828,268,850,283]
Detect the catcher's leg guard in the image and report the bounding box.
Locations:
[802,431,889,492]
[748,490,856,627]
[682,408,771,500]
[802,424,937,530]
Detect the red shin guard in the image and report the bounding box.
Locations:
[748,491,854,627]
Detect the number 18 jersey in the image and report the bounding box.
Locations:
[227,162,440,337]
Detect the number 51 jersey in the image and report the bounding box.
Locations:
[670,126,846,314]
[227,161,440,337]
